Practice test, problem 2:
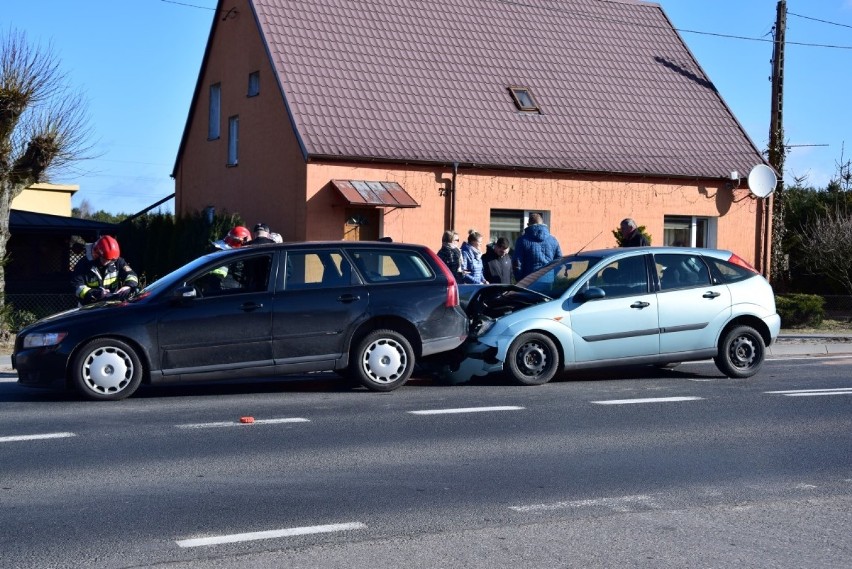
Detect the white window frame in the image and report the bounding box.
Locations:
[208,83,221,140]
[227,115,239,166]
[663,215,717,248]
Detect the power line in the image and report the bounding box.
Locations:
[789,12,852,30]
[492,0,852,50]
[159,0,215,11]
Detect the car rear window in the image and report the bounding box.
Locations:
[705,257,758,284]
[348,248,434,283]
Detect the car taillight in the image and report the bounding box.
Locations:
[426,248,460,307]
[728,253,759,274]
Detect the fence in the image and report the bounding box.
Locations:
[5,294,79,331]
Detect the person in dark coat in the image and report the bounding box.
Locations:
[437,230,463,281]
[249,222,277,245]
[482,237,513,284]
[513,213,562,281]
[619,218,650,247]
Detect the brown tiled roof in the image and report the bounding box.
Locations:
[252,0,766,180]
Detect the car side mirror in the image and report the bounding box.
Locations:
[577,286,605,302]
[173,285,197,301]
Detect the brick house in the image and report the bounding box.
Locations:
[173,0,774,268]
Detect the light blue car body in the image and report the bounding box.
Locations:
[449,247,781,383]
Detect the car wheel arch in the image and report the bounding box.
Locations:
[716,315,773,349]
[348,316,422,358]
[503,328,566,368]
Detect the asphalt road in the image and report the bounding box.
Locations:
[2,355,851,568]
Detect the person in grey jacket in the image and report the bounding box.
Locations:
[513,213,562,281]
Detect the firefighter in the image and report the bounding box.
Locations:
[72,236,139,305]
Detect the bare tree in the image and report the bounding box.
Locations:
[799,211,852,295]
[0,29,92,337]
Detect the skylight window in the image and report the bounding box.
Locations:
[509,87,541,113]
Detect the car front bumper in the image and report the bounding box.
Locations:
[13,347,70,388]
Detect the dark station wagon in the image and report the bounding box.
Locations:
[13,241,468,400]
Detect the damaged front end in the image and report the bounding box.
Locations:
[435,285,555,383]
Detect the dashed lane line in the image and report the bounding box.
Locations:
[176,521,367,548]
[0,432,76,443]
[765,387,852,397]
[510,494,660,513]
[592,396,704,405]
[176,418,309,429]
[408,406,525,415]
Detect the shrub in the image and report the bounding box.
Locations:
[775,293,825,328]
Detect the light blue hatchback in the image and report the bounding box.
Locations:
[448,247,781,385]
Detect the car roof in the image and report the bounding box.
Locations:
[569,246,734,260]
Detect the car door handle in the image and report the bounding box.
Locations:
[338,294,361,303]
[703,291,721,298]
[630,301,650,309]
[241,302,264,311]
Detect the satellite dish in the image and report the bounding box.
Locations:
[747,164,777,198]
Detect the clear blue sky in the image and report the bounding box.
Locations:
[9,0,852,215]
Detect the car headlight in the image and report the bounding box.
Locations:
[22,332,67,349]
[471,316,496,338]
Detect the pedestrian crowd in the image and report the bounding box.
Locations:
[436,214,650,284]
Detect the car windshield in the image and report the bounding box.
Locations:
[130,250,229,301]
[517,255,601,298]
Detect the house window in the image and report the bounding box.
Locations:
[509,87,541,113]
[247,71,260,97]
[208,83,221,140]
[489,209,551,251]
[227,115,239,166]
[663,216,717,248]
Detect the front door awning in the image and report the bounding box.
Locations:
[331,180,419,208]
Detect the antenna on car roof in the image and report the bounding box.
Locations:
[573,231,602,256]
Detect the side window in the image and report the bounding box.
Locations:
[285,251,354,290]
[349,249,433,283]
[247,71,260,97]
[656,253,711,290]
[588,256,648,298]
[705,257,757,284]
[191,254,272,297]
[208,83,221,140]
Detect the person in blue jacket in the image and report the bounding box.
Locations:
[513,213,562,281]
[460,230,488,284]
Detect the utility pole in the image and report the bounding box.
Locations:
[766,0,786,282]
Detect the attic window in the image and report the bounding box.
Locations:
[509,87,540,113]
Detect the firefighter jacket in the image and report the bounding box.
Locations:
[72,257,139,305]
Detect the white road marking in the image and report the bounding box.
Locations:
[176,521,366,548]
[511,494,659,513]
[592,396,703,405]
[765,387,852,397]
[0,377,17,383]
[0,432,76,443]
[408,406,525,415]
[176,418,309,429]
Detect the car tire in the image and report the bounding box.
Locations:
[352,329,414,392]
[714,325,765,378]
[71,338,144,401]
[506,332,560,385]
